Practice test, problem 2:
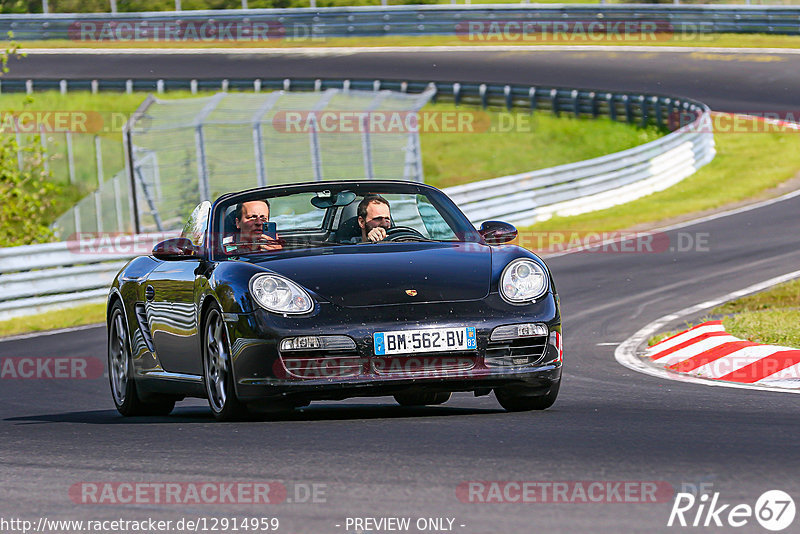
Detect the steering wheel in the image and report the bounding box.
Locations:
[385,226,426,242]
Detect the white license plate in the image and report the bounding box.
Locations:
[374,327,477,356]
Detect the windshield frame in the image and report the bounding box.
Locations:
[206,180,482,262]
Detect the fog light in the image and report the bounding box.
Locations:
[280,335,356,352]
[281,336,320,351]
[490,323,548,341]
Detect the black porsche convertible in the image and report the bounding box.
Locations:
[107,180,562,420]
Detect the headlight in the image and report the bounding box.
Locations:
[250,273,314,314]
[499,259,548,303]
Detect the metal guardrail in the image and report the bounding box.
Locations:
[0,235,176,322]
[0,77,713,321]
[446,114,714,226]
[3,5,800,40]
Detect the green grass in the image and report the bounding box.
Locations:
[13,33,800,49]
[522,125,800,238]
[648,279,800,349]
[0,302,106,338]
[420,105,664,189]
[711,278,800,348]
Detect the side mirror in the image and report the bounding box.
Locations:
[479,221,518,245]
[152,237,199,260]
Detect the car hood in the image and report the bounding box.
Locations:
[253,242,491,308]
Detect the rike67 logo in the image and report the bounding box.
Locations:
[668,489,795,531]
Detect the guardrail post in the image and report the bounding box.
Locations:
[479,84,487,109]
[590,92,598,118]
[26,80,33,95]
[453,82,461,107]
[91,80,98,94]
[504,85,512,110]
[59,79,67,95]
[529,87,537,112]
[191,79,198,94]
[550,89,559,116]
[654,96,663,127]
[640,95,648,127]
[623,95,633,123]
[607,93,616,122]
[571,90,580,118]
[254,79,261,92]
[283,78,291,91]
[314,79,322,92]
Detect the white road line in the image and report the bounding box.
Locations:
[614,270,800,394]
[21,45,800,56]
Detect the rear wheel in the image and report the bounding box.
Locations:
[203,305,248,421]
[393,391,451,406]
[108,301,174,416]
[495,382,560,412]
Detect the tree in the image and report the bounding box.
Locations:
[0,36,62,246]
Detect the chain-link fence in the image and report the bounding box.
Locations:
[127,88,433,233]
[51,87,433,236]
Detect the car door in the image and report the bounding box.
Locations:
[146,202,210,376]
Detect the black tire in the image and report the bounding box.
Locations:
[393,391,451,406]
[495,382,560,412]
[107,301,175,416]
[202,304,248,421]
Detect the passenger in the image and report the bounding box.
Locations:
[234,200,282,251]
[358,194,392,243]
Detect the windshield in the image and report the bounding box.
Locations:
[212,182,480,257]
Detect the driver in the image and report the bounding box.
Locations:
[358,194,392,243]
[234,200,282,251]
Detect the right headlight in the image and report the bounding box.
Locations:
[499,258,548,304]
[250,273,314,315]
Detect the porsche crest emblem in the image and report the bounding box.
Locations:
[405,289,418,297]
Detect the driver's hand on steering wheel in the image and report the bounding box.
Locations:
[366,227,387,243]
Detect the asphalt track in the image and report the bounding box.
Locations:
[2,48,800,533]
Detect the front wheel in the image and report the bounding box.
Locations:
[495,382,560,412]
[203,305,248,421]
[108,301,174,416]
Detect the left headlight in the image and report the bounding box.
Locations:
[250,273,314,314]
[500,258,548,304]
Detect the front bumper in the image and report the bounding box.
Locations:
[225,294,562,403]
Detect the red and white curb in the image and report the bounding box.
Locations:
[615,269,800,394]
[647,321,800,389]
